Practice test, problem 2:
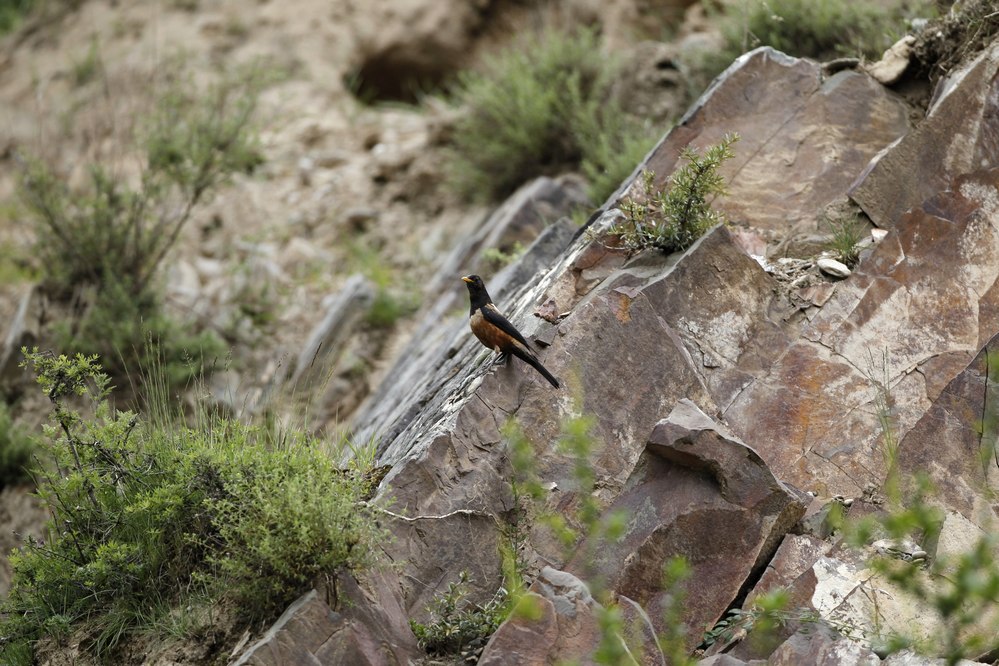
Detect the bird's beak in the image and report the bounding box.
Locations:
[461,276,473,284]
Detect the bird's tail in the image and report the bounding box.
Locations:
[511,347,560,389]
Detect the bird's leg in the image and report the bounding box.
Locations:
[494,352,510,366]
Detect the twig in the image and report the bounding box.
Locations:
[360,502,501,528]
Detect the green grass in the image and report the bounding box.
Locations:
[0,350,383,661]
[725,0,936,61]
[447,26,657,206]
[682,0,938,97]
[824,215,866,267]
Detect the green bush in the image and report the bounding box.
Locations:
[410,571,508,658]
[17,66,263,389]
[52,275,225,391]
[20,69,262,298]
[0,0,33,34]
[723,0,934,63]
[614,133,738,254]
[0,350,381,659]
[0,402,35,489]
[448,27,657,205]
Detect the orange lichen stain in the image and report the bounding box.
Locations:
[615,293,632,323]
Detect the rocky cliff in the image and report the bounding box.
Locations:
[240,37,999,665]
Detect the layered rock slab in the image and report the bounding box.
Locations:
[634,47,910,235]
[578,401,806,649]
[723,167,999,496]
[850,39,999,228]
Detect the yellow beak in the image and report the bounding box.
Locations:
[461,276,473,283]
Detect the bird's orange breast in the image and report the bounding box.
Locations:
[470,310,517,352]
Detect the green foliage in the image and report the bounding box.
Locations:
[0,0,33,34]
[20,67,263,298]
[866,348,900,499]
[365,289,417,329]
[824,215,866,267]
[615,134,738,254]
[347,242,419,329]
[52,275,225,391]
[721,0,935,63]
[410,571,508,658]
[17,66,262,390]
[480,242,525,271]
[974,348,999,478]
[448,26,657,205]
[1,350,381,659]
[0,402,35,489]
[658,557,695,666]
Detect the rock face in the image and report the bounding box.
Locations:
[242,37,999,666]
[573,401,806,649]
[850,39,999,228]
[638,48,910,236]
[479,567,665,666]
[234,573,418,666]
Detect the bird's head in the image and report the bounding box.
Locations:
[461,275,490,308]
[461,275,485,289]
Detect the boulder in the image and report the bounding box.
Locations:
[632,47,910,236]
[575,401,806,650]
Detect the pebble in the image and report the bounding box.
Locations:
[817,257,852,279]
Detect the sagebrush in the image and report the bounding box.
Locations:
[0,350,382,660]
[17,65,264,388]
[448,26,656,205]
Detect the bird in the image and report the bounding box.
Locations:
[461,275,560,389]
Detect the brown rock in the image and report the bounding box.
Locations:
[723,167,999,497]
[850,39,999,227]
[479,567,665,666]
[635,47,909,235]
[573,401,806,651]
[767,624,879,666]
[234,572,419,666]
[896,329,999,525]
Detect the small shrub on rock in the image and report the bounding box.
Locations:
[614,133,738,254]
[410,571,508,660]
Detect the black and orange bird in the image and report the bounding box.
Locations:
[461,275,560,389]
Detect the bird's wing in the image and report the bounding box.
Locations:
[482,303,531,349]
